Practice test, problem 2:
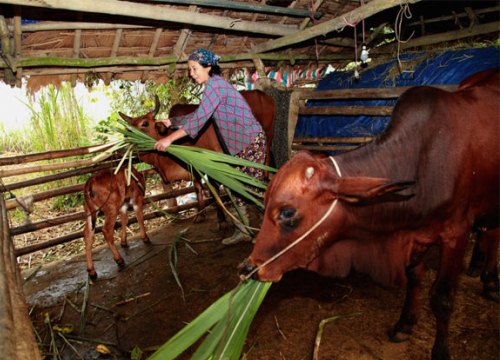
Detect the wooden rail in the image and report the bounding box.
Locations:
[0,144,202,258]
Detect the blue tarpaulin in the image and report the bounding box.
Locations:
[295,46,500,139]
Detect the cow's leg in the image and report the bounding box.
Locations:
[429,234,468,360]
[466,231,486,278]
[103,209,125,269]
[83,209,98,280]
[480,228,499,302]
[119,204,129,248]
[389,261,425,342]
[135,198,150,244]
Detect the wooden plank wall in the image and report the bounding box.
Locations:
[286,85,457,158]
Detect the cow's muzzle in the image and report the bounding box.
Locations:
[238,258,259,280]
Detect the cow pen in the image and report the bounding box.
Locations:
[0,82,498,359]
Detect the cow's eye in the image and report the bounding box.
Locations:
[278,207,300,231]
[141,120,149,128]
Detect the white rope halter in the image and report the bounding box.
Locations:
[242,156,342,281]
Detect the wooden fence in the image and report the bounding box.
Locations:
[0,143,211,359]
[0,145,204,257]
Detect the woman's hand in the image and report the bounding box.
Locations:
[157,118,172,128]
[154,137,173,151]
[154,128,189,151]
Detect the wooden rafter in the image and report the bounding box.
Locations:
[141,28,163,81]
[104,28,122,83]
[173,5,198,58]
[0,0,299,37]
[150,0,322,19]
[251,0,424,53]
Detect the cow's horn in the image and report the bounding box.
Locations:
[153,95,161,117]
[118,111,133,124]
[305,166,315,179]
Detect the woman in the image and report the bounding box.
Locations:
[154,48,267,245]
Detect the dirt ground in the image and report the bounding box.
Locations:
[23,208,499,360]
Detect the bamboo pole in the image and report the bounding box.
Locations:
[14,202,200,256]
[0,52,352,70]
[398,22,499,51]
[251,0,424,53]
[10,186,197,236]
[18,22,152,32]
[0,0,297,37]
[407,6,499,27]
[151,0,323,18]
[0,144,112,166]
[1,161,119,192]
[5,168,158,210]
[0,195,42,359]
[0,154,114,178]
[5,184,83,210]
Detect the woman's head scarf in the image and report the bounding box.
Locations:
[188,48,220,66]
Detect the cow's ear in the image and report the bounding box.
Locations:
[335,177,415,203]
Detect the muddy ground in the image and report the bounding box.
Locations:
[23,208,499,360]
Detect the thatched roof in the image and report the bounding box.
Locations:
[0,0,498,90]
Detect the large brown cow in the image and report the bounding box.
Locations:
[119,90,275,224]
[240,70,499,360]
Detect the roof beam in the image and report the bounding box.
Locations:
[251,0,424,53]
[0,52,351,69]
[150,0,322,19]
[0,0,298,37]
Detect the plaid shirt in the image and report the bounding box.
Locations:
[171,75,263,155]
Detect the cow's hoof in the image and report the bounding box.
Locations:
[120,242,129,248]
[483,289,500,303]
[465,265,482,278]
[87,270,98,280]
[142,236,151,244]
[116,258,126,269]
[388,326,412,343]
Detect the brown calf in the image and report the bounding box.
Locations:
[83,167,149,279]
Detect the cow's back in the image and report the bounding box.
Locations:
[169,104,223,153]
[371,72,499,217]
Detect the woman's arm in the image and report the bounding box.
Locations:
[154,128,188,151]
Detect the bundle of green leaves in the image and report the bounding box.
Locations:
[98,119,275,359]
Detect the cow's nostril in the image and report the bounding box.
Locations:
[237,258,256,278]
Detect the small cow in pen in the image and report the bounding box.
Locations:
[83,167,149,279]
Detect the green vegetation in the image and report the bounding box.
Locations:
[0,77,200,210]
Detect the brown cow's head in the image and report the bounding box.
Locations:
[241,151,414,282]
[119,95,169,139]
